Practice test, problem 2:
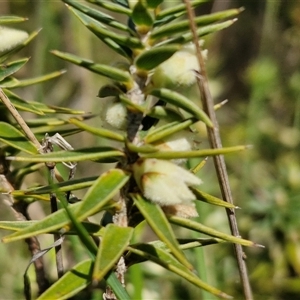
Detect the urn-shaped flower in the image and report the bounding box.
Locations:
[132,158,202,206]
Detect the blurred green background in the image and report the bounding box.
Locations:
[1,0,300,299]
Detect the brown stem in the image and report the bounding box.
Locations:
[183,1,253,299]
[13,202,50,295]
[25,236,50,295]
[0,88,42,152]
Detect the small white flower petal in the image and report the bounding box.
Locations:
[0,27,28,54]
[104,102,127,130]
[155,131,196,165]
[133,158,201,206]
[152,42,207,89]
[143,174,183,205]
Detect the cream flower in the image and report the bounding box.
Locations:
[152,42,207,89]
[0,26,28,54]
[104,102,127,130]
[133,158,202,206]
[154,131,194,165]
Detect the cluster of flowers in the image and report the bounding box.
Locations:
[102,43,206,217]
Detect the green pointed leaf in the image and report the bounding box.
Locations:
[140,145,249,159]
[37,259,93,300]
[3,89,85,115]
[22,176,98,194]
[69,118,125,142]
[160,19,237,46]
[1,89,44,114]
[63,0,132,32]
[0,76,19,88]
[105,272,131,300]
[191,188,238,209]
[66,6,132,59]
[88,22,142,51]
[4,70,66,88]
[135,45,180,71]
[113,0,129,8]
[151,9,242,40]
[132,1,153,30]
[127,244,231,299]
[132,193,193,270]
[44,104,85,115]
[93,224,133,281]
[126,238,223,265]
[146,0,163,9]
[2,202,82,242]
[12,192,49,202]
[147,105,182,121]
[2,169,128,243]
[101,36,132,59]
[69,7,142,50]
[52,50,133,85]
[0,220,101,235]
[32,127,82,140]
[25,117,72,127]
[144,118,195,144]
[149,88,212,127]
[178,237,225,249]
[0,221,37,231]
[118,94,145,113]
[86,0,132,16]
[77,169,130,221]
[168,215,262,248]
[0,58,29,81]
[7,146,125,163]
[0,122,37,154]
[154,13,185,28]
[156,0,208,21]
[0,16,28,24]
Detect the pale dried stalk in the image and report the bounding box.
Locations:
[0,88,42,152]
[183,1,253,299]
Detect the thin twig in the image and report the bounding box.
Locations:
[0,88,42,152]
[50,191,64,278]
[183,1,253,299]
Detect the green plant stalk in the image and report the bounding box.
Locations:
[187,157,213,300]
[193,200,217,300]
[128,226,144,300]
[183,1,253,299]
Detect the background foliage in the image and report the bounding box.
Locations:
[0,1,300,299]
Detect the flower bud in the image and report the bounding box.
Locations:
[133,158,202,206]
[151,42,207,89]
[104,102,127,130]
[0,27,28,55]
